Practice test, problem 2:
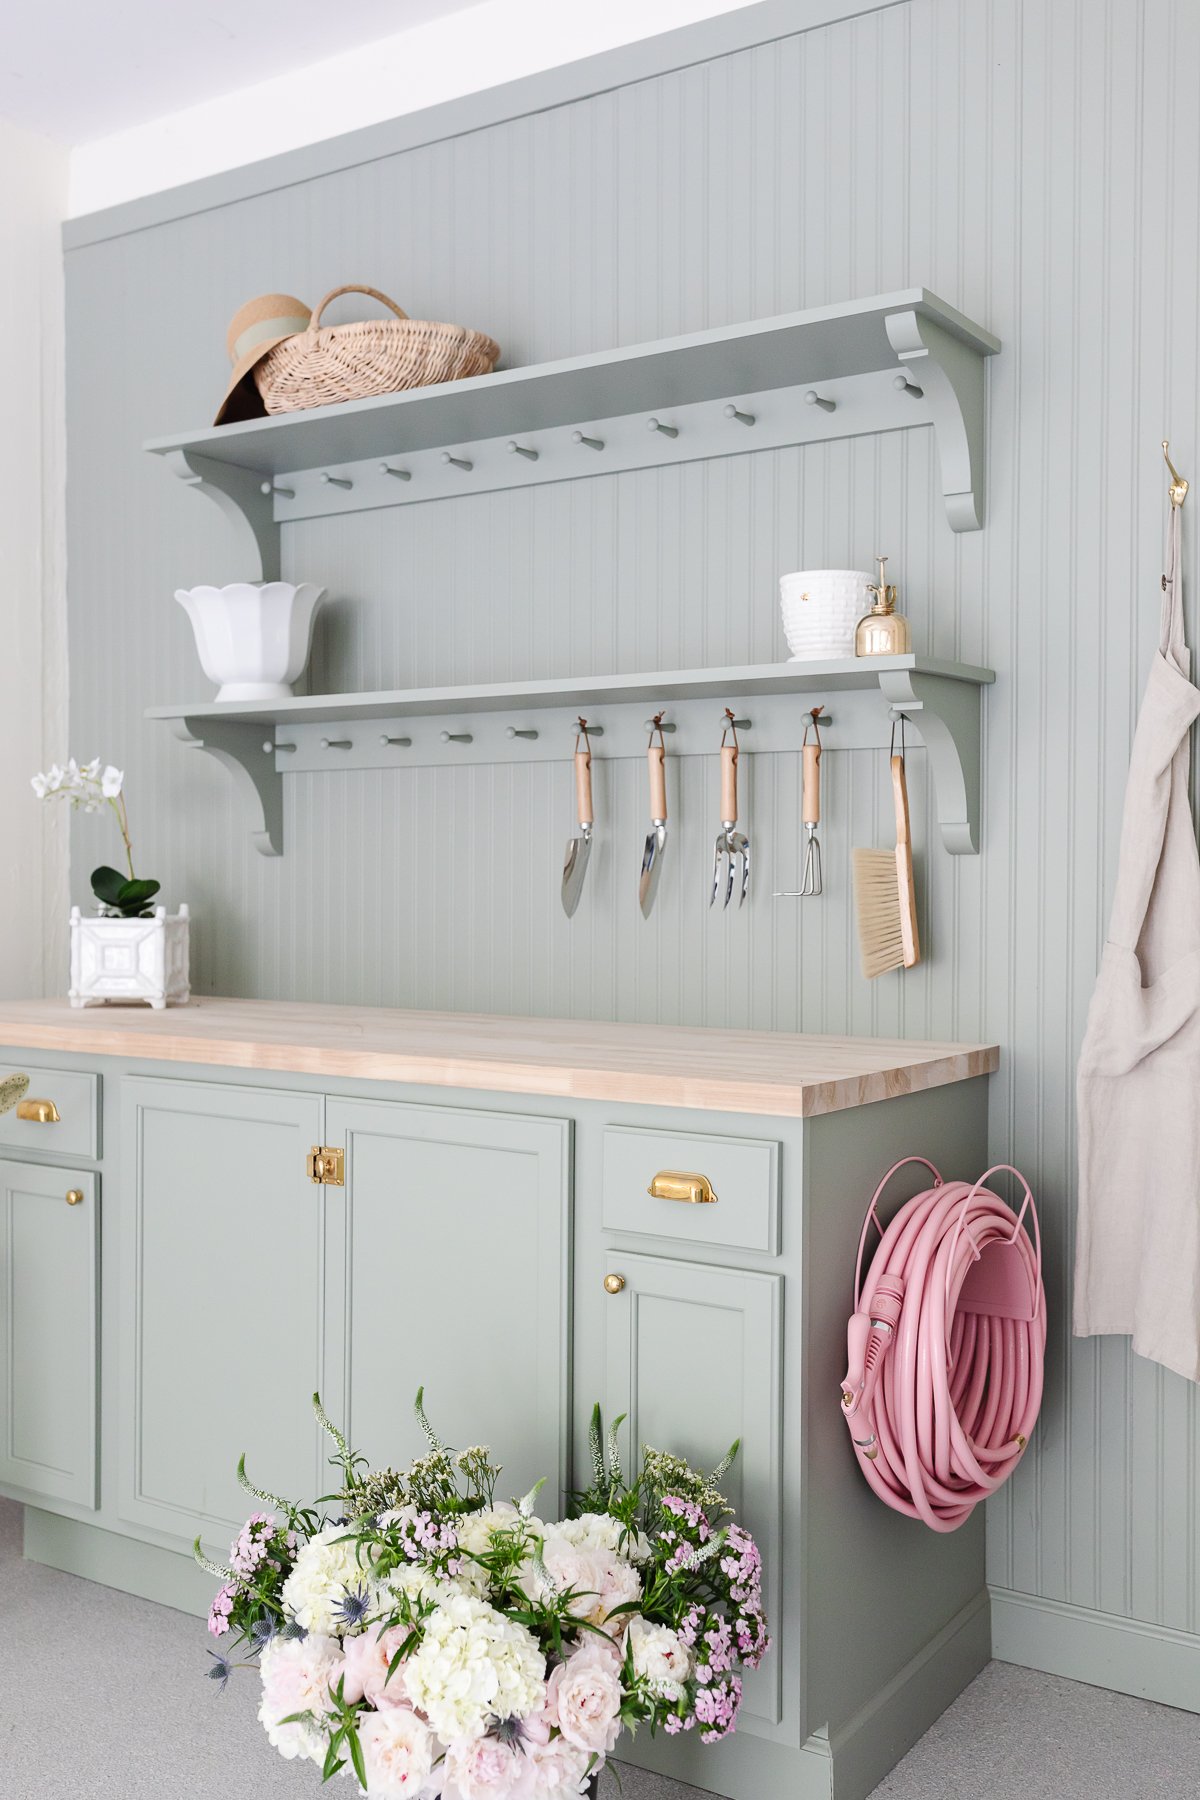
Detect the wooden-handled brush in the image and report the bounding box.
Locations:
[852,748,920,978]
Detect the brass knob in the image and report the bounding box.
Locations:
[65,1189,84,1206]
[603,1273,626,1295]
[17,1098,60,1124]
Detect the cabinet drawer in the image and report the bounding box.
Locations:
[0,1065,99,1160]
[0,1160,99,1508]
[602,1125,779,1254]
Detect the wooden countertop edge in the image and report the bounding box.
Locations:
[0,1019,999,1119]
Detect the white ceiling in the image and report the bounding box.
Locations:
[0,0,478,144]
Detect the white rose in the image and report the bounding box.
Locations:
[281,1523,373,1636]
[628,1616,692,1701]
[356,1707,436,1796]
[404,1594,545,1743]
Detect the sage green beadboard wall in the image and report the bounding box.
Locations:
[62,0,1200,1671]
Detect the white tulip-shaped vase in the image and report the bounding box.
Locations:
[175,581,325,701]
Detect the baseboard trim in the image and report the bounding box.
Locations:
[823,1587,991,1799]
[24,1508,212,1618]
[990,1586,1200,1715]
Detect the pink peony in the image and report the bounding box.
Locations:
[592,1553,641,1634]
[538,1538,604,1622]
[340,1624,410,1709]
[442,1734,524,1798]
[547,1644,623,1755]
[356,1707,436,1795]
[258,1633,342,1763]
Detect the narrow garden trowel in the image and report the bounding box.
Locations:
[561,720,594,917]
[639,715,669,917]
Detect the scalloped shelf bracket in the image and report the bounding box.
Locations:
[885,308,988,531]
[877,667,982,854]
[164,449,279,582]
[171,717,283,856]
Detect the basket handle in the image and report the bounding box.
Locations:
[308,285,410,330]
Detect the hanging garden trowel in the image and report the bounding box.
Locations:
[639,716,669,917]
[561,721,594,917]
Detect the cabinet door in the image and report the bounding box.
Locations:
[604,1252,782,1728]
[0,1160,98,1507]
[326,1099,571,1506]
[119,1079,326,1545]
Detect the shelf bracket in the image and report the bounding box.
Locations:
[172,717,283,856]
[885,309,988,532]
[163,449,280,582]
[876,669,983,854]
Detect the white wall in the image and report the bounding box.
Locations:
[68,0,763,216]
[0,116,68,996]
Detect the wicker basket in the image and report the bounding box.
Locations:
[254,284,500,414]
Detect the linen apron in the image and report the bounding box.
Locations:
[1074,506,1200,1382]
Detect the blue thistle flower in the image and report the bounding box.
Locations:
[280,1618,308,1641]
[205,1650,234,1693]
[333,1583,372,1632]
[249,1614,278,1654]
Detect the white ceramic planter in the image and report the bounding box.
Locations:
[69,905,190,1010]
[779,568,874,661]
[175,581,325,701]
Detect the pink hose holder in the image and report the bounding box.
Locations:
[840,1158,1047,1531]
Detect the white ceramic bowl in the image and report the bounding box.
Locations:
[175,582,325,701]
[779,568,873,661]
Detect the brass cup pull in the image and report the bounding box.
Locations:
[603,1273,626,1295]
[647,1170,718,1206]
[17,1098,60,1124]
[66,1189,84,1206]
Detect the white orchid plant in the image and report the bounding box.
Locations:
[32,757,161,918]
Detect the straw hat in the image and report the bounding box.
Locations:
[215,292,312,424]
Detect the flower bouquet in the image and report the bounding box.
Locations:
[199,1392,769,1798]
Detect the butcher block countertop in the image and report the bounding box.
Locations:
[0,998,998,1119]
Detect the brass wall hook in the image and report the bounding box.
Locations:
[1163,440,1189,508]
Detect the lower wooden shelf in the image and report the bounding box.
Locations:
[148,653,993,858]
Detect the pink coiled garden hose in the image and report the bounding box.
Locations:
[840,1158,1046,1532]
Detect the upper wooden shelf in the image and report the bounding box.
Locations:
[146,289,1000,572]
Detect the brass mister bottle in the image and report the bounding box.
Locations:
[854,554,911,657]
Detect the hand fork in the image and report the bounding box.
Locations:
[711,713,749,907]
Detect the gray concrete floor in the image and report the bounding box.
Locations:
[1,1499,1198,1798]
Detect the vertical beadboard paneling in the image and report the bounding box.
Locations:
[63,0,1200,1643]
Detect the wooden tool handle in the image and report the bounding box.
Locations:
[721,743,739,822]
[890,754,911,848]
[891,754,920,967]
[648,743,667,820]
[802,743,821,826]
[574,746,593,826]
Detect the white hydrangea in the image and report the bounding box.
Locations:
[281,1523,372,1635]
[404,1593,546,1742]
[454,1503,541,1593]
[551,1511,651,1563]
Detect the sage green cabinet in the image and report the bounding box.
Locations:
[118,1078,327,1544]
[0,1160,98,1508]
[325,1098,572,1504]
[602,1250,783,1728]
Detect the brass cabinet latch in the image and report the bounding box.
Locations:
[307,1146,345,1186]
[647,1170,718,1205]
